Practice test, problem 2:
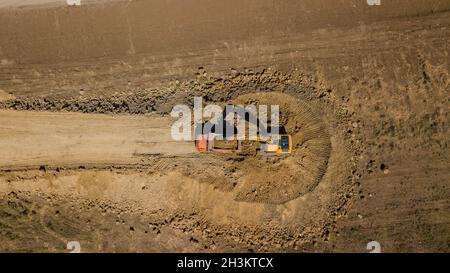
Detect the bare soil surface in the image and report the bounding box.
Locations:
[0,0,448,252]
[0,110,194,169]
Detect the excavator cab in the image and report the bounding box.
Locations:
[279,135,291,153]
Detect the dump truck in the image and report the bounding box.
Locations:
[195,133,292,155]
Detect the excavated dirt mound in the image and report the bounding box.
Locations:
[230,93,331,204]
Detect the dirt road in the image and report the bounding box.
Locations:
[0,110,194,169]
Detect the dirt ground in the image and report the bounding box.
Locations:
[0,0,448,252]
